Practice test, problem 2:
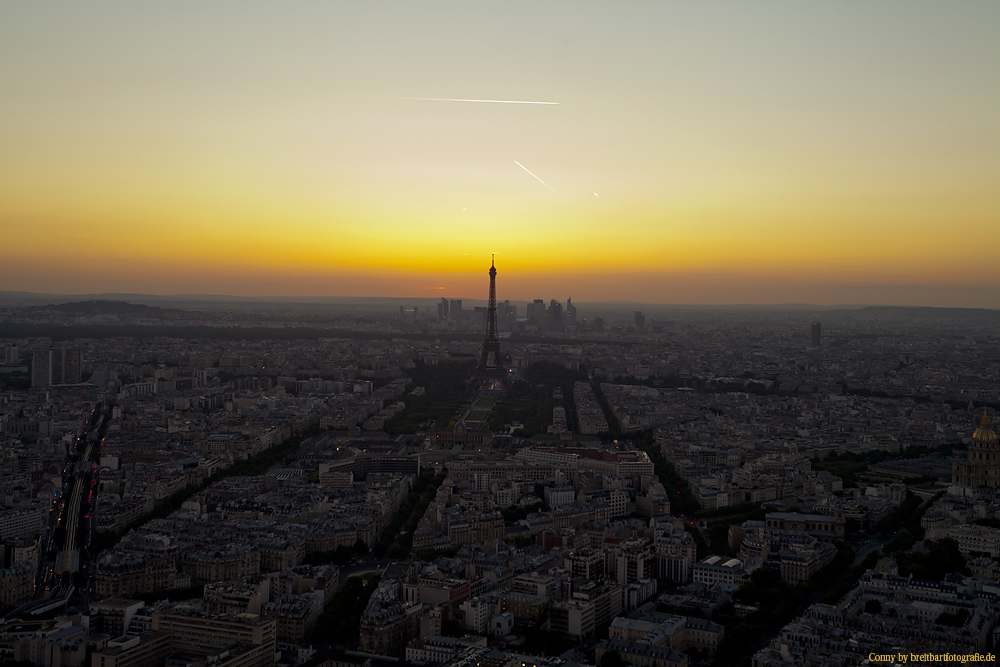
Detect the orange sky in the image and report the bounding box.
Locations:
[2,2,998,306]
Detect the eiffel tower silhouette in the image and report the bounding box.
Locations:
[469,255,513,393]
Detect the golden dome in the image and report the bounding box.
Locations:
[973,409,998,445]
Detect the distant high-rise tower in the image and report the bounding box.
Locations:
[32,349,52,388]
[449,299,465,328]
[469,256,512,393]
[31,348,82,387]
[634,311,645,330]
[811,322,821,347]
[49,348,65,385]
[565,298,577,328]
[549,299,563,331]
[500,300,516,329]
[63,349,82,384]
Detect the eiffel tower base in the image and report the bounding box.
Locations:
[468,367,513,394]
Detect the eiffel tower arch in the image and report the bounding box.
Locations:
[469,256,513,394]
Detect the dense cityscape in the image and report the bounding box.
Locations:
[3,3,998,665]
[2,272,999,667]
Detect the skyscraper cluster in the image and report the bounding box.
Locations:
[436,297,516,330]
[525,298,576,332]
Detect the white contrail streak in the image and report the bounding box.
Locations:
[403,97,558,105]
[514,161,557,192]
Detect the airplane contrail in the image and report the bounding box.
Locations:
[514,161,557,192]
[403,97,558,105]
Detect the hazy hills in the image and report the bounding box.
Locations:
[1,291,998,321]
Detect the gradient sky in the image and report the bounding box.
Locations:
[2,2,999,306]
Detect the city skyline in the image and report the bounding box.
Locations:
[2,2,999,307]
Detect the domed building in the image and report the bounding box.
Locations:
[952,410,1000,488]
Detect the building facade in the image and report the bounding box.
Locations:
[953,411,1000,489]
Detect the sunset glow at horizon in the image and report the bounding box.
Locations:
[2,2,998,307]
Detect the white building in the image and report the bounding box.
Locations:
[0,508,44,542]
[489,611,514,637]
[459,597,491,634]
[692,556,745,587]
[543,485,575,509]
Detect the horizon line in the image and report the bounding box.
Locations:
[2,291,999,312]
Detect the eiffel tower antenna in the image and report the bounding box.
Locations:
[469,256,512,393]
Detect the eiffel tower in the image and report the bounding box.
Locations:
[469,255,513,393]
